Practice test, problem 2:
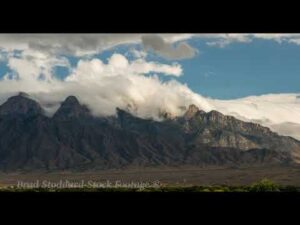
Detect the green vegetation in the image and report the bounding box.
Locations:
[248,178,280,192]
[1,179,300,192]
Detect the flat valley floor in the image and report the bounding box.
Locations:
[1,166,300,187]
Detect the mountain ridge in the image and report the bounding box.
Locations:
[0,93,299,171]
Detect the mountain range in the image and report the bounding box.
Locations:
[0,92,300,171]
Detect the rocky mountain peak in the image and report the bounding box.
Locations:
[184,104,201,119]
[53,96,90,120]
[207,110,225,120]
[116,107,129,116]
[17,91,31,98]
[0,92,43,117]
[0,94,299,171]
[63,96,80,106]
[116,107,136,123]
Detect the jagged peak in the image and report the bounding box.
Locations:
[116,107,124,113]
[116,107,133,117]
[183,104,201,119]
[53,96,90,120]
[188,104,200,112]
[17,92,31,98]
[205,110,227,122]
[62,96,80,106]
[0,93,43,116]
[7,92,32,101]
[207,110,224,116]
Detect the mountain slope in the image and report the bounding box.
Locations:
[0,94,299,171]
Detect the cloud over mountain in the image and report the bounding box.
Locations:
[0,51,299,140]
[0,34,300,140]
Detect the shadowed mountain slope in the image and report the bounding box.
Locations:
[0,94,299,171]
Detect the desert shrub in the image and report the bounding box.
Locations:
[201,188,211,192]
[248,179,280,192]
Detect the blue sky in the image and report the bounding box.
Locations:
[0,34,300,139]
[0,34,300,100]
[52,37,300,100]
[54,38,300,99]
[177,38,300,99]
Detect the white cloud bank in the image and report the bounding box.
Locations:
[0,34,300,140]
[0,51,299,140]
[2,33,300,61]
[0,34,195,59]
[67,54,182,81]
[202,33,300,47]
[0,53,195,118]
[210,94,300,140]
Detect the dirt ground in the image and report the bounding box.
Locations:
[1,165,300,187]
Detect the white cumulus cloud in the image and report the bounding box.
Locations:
[0,34,300,140]
[67,54,182,82]
[0,53,299,140]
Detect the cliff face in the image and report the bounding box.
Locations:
[175,105,290,151]
[0,94,299,171]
